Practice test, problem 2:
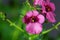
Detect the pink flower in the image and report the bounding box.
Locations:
[23,10,45,24]
[41,0,56,23]
[23,10,45,34]
[26,23,42,34]
[34,0,43,6]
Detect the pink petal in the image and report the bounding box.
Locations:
[46,12,56,23]
[22,16,30,24]
[34,0,43,6]
[32,10,39,16]
[46,0,50,4]
[26,11,33,17]
[23,17,25,23]
[49,2,55,11]
[34,0,39,5]
[41,1,47,13]
[37,14,45,24]
[26,10,39,17]
[38,0,43,5]
[46,0,50,2]
[26,23,42,34]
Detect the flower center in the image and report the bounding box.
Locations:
[32,17,35,22]
[24,16,39,24]
[45,5,52,12]
[31,16,39,23]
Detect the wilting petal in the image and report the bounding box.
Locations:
[37,14,45,24]
[46,12,56,23]
[26,23,42,34]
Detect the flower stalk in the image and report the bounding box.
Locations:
[42,22,60,35]
[26,0,36,10]
[6,19,24,32]
[29,37,32,40]
[26,0,32,8]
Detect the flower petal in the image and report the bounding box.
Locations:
[26,11,33,17]
[49,2,55,11]
[46,12,56,23]
[46,0,50,4]
[38,0,43,5]
[34,0,43,6]
[34,0,39,5]
[32,10,39,16]
[37,14,45,24]
[26,23,42,34]
[26,10,39,17]
[23,16,31,24]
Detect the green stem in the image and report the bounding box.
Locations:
[26,0,35,10]
[29,37,32,40]
[42,22,60,35]
[28,34,39,40]
[26,0,32,8]
[6,19,24,32]
[54,22,60,29]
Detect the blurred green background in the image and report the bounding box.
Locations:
[0,0,60,40]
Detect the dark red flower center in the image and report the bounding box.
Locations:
[24,16,39,24]
[45,5,52,12]
[31,16,39,22]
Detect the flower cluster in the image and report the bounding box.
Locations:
[23,0,56,34]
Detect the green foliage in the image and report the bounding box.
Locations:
[0,12,5,20]
[0,0,60,40]
[20,2,32,16]
[0,0,32,40]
